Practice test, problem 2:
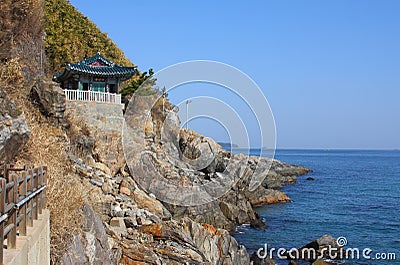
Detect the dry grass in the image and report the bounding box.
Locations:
[65,113,93,152]
[0,58,24,87]
[1,0,89,262]
[0,67,86,264]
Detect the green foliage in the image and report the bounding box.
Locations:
[44,0,134,75]
[120,68,156,96]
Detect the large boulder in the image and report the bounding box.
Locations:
[287,234,343,262]
[29,78,66,125]
[121,177,171,220]
[248,188,291,206]
[250,252,275,265]
[60,204,114,265]
[0,87,30,165]
[130,217,251,265]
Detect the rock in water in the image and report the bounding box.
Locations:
[250,212,267,229]
[289,234,343,262]
[0,87,30,165]
[250,252,275,265]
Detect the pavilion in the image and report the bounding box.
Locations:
[53,52,137,104]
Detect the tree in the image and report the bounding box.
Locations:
[120,68,156,97]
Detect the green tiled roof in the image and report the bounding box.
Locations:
[53,52,137,82]
[80,52,115,66]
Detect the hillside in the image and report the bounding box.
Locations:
[1,0,137,262]
[44,0,134,75]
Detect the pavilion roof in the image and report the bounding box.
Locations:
[53,52,137,82]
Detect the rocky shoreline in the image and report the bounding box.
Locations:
[1,83,313,264]
[62,92,312,264]
[66,150,311,265]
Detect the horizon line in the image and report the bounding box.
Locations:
[230,147,400,151]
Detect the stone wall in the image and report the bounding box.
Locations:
[66,101,125,176]
[3,210,50,265]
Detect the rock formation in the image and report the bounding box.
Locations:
[60,204,114,265]
[59,94,312,264]
[122,94,311,232]
[29,79,66,126]
[0,87,30,165]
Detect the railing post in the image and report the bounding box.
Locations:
[43,166,47,209]
[0,165,47,263]
[18,171,27,236]
[7,173,18,249]
[37,167,42,215]
[0,178,6,264]
[27,169,33,227]
[32,168,39,221]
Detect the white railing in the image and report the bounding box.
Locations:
[64,90,122,104]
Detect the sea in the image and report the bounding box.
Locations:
[232,149,400,265]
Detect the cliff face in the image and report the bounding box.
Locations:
[54,92,310,264]
[123,94,311,232]
[63,106,254,264]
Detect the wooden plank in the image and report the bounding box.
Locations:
[18,171,27,236]
[27,169,33,227]
[3,224,14,237]
[37,167,42,214]
[32,168,39,221]
[7,174,18,249]
[43,166,47,208]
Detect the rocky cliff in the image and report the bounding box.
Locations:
[0,80,311,264]
[123,94,311,232]
[56,92,311,264]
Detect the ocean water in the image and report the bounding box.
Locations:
[233,149,400,265]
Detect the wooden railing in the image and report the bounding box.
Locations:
[0,165,47,264]
[64,89,122,104]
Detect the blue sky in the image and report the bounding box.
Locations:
[69,0,400,149]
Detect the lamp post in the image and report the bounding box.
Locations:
[186,99,192,130]
[162,87,166,114]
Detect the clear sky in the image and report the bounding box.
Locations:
[69,0,400,149]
